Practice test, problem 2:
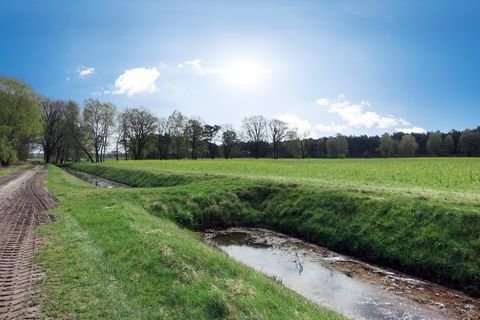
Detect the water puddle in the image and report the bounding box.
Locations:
[63,168,127,188]
[203,228,479,320]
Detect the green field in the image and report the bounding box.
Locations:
[73,158,480,208]
[92,158,480,190]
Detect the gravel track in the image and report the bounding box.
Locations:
[0,168,54,320]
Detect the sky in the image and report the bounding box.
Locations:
[1,0,479,137]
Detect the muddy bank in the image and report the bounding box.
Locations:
[204,228,480,320]
[62,167,128,188]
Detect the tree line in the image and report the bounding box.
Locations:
[1,76,480,165]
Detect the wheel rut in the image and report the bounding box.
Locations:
[0,168,55,320]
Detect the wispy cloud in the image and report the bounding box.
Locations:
[177,59,221,75]
[110,67,160,96]
[78,66,95,78]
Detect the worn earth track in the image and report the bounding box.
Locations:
[0,168,55,320]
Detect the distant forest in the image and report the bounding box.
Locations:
[1,76,480,165]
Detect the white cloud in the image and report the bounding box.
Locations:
[314,123,348,134]
[316,98,329,106]
[277,113,347,137]
[316,97,411,129]
[278,113,311,133]
[395,127,427,134]
[177,59,220,75]
[78,66,95,78]
[113,67,160,96]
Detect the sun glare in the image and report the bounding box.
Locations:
[223,59,269,87]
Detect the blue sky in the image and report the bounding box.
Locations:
[1,0,479,137]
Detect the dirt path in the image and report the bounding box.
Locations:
[0,168,55,320]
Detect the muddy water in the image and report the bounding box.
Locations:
[63,168,127,188]
[204,228,480,320]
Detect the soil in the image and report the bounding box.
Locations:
[0,168,55,320]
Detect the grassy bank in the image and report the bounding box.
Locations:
[39,165,342,319]
[69,160,480,296]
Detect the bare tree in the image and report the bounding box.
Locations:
[268,119,289,159]
[122,108,157,160]
[242,115,267,159]
[83,99,116,162]
[63,101,95,162]
[287,129,309,159]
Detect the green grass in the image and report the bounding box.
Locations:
[0,162,32,176]
[67,159,480,297]
[73,158,480,207]
[89,158,480,192]
[39,165,343,319]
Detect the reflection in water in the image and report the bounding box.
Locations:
[206,229,478,320]
[62,168,127,188]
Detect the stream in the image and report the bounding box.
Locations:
[204,228,479,320]
[62,167,127,188]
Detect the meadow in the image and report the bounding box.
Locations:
[93,158,480,192]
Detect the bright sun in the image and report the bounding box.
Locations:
[223,59,269,87]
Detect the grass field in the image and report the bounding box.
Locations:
[92,158,480,192]
[39,166,343,319]
[67,158,480,298]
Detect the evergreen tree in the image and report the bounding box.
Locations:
[443,134,455,155]
[459,131,480,156]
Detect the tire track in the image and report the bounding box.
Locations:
[0,168,55,320]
